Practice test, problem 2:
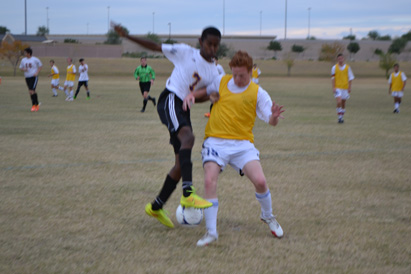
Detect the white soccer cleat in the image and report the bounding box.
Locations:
[196,232,218,247]
[261,215,284,238]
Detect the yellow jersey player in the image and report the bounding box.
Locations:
[388,63,407,113]
[64,58,76,101]
[195,51,285,246]
[331,53,354,123]
[48,60,64,97]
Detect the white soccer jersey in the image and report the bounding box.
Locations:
[207,76,273,123]
[78,64,89,81]
[19,56,42,78]
[162,43,219,101]
[216,64,225,75]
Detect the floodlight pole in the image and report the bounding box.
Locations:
[24,0,27,35]
[260,11,262,36]
[223,0,225,36]
[107,6,110,32]
[307,7,311,39]
[168,22,171,40]
[152,12,155,33]
[284,0,287,40]
[46,7,49,32]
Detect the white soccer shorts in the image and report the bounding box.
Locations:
[391,91,404,98]
[64,80,74,87]
[334,88,350,100]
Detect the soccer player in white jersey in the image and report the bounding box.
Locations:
[331,53,355,123]
[205,57,225,118]
[114,24,221,228]
[388,63,407,113]
[19,47,43,112]
[48,60,64,97]
[193,51,285,246]
[74,58,90,100]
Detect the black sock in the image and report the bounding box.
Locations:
[33,93,38,105]
[30,94,35,105]
[142,99,148,110]
[152,175,179,210]
[179,149,193,197]
[87,91,90,97]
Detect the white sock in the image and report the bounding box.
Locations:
[395,103,400,109]
[204,199,219,237]
[58,86,64,91]
[52,88,57,96]
[341,108,345,117]
[255,190,273,219]
[64,89,69,96]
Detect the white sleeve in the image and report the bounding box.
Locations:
[19,59,25,69]
[348,67,355,81]
[84,64,88,72]
[53,67,59,74]
[73,65,76,73]
[402,72,407,81]
[331,65,336,77]
[206,75,224,95]
[162,43,191,65]
[388,74,392,84]
[256,86,273,124]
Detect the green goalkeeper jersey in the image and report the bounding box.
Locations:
[134,65,155,82]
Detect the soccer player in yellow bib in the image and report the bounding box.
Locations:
[251,63,261,84]
[195,51,285,246]
[63,57,77,101]
[48,60,64,97]
[388,63,407,113]
[331,53,354,123]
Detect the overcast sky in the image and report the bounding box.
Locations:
[1,0,411,39]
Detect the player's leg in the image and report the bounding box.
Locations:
[341,99,346,121]
[63,81,70,100]
[336,96,343,123]
[197,161,220,246]
[51,83,58,97]
[243,160,283,238]
[74,81,82,99]
[84,82,90,99]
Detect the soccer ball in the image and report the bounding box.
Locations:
[176,205,203,226]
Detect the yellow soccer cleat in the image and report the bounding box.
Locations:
[180,188,212,209]
[145,203,174,228]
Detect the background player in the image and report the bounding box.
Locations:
[74,58,90,100]
[134,57,156,112]
[114,23,221,228]
[331,53,354,123]
[388,63,407,113]
[63,58,76,101]
[19,47,42,112]
[48,60,64,97]
[252,63,261,84]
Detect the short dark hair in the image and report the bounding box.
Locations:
[337,53,343,57]
[24,47,33,55]
[140,56,147,60]
[393,63,399,67]
[79,58,84,62]
[201,27,221,41]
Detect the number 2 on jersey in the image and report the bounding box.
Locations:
[189,72,201,92]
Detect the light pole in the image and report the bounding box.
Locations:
[307,7,311,39]
[152,12,155,33]
[260,11,262,36]
[223,0,225,36]
[46,7,49,32]
[24,0,27,35]
[107,6,110,32]
[87,22,89,35]
[284,0,287,40]
[168,22,171,40]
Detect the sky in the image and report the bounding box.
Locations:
[1,0,411,40]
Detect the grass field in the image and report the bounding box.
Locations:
[1,59,410,273]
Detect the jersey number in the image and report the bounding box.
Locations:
[189,72,201,92]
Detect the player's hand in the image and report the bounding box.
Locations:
[271,101,285,119]
[113,23,127,37]
[151,79,154,85]
[183,93,195,111]
[209,91,220,103]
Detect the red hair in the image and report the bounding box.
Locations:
[229,51,253,72]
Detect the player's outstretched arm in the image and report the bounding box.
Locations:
[113,23,162,52]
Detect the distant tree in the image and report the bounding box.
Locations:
[388,38,407,54]
[319,42,345,62]
[216,43,230,58]
[267,40,282,59]
[0,26,10,34]
[36,25,49,36]
[401,30,411,41]
[105,26,129,45]
[368,30,379,40]
[347,42,360,60]
[0,40,30,76]
[291,44,305,54]
[307,36,316,40]
[283,52,296,77]
[163,38,178,44]
[343,34,356,40]
[64,38,79,44]
[377,51,396,79]
[374,48,383,56]
[378,35,391,41]
[145,32,161,44]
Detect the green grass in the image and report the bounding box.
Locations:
[0,60,410,273]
